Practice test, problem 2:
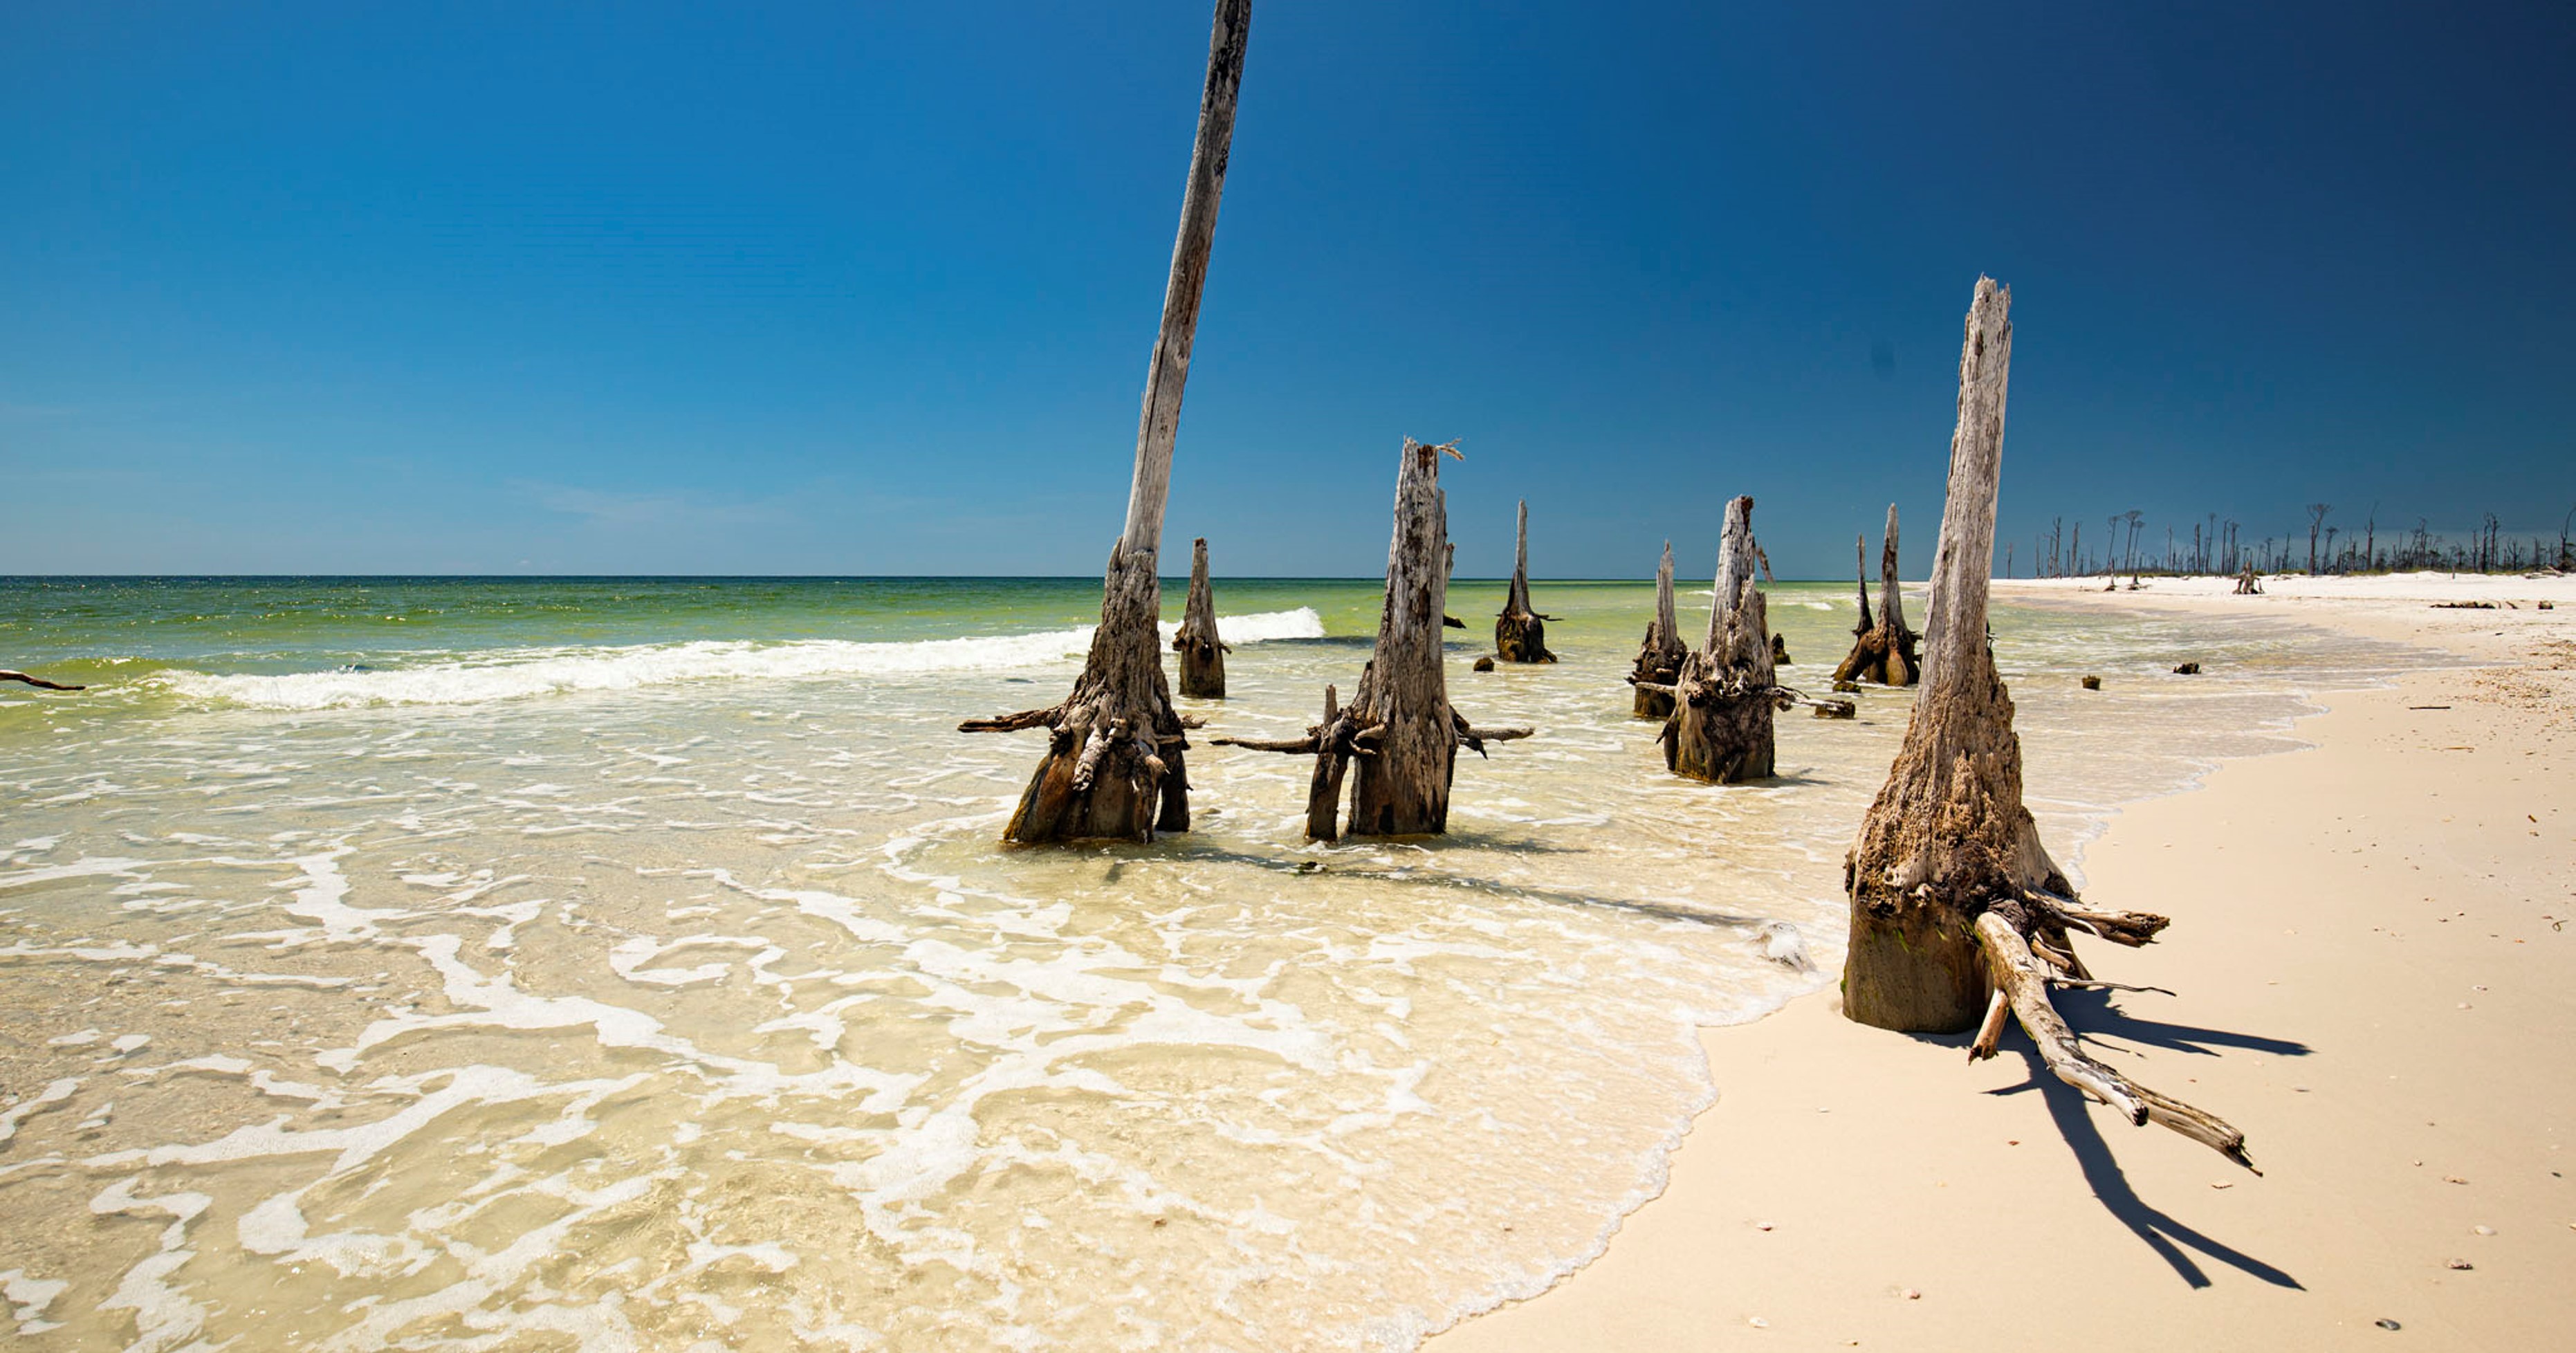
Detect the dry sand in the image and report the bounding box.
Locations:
[1433,573,2576,1352]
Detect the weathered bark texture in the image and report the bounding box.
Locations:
[1173,537,1229,698]
[1494,499,1557,663]
[1841,277,2250,1168]
[1659,495,1776,783]
[1213,439,1529,840]
[1833,504,1920,685]
[1628,541,1687,718]
[958,0,1249,844]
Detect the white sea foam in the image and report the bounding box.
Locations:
[155,608,1326,710]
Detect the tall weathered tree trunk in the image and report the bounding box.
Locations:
[959,0,1249,843]
[1841,277,2250,1168]
[1833,504,1920,685]
[1628,540,1687,718]
[1213,440,1528,840]
[1494,499,1556,663]
[1173,536,1229,698]
[1660,496,1776,782]
[1850,533,1875,636]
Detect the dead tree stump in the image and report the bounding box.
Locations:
[1494,499,1556,663]
[1628,540,1687,718]
[2234,565,2263,595]
[1659,495,1775,783]
[959,0,1249,843]
[1173,537,1229,698]
[1833,504,1920,685]
[1841,276,2250,1168]
[1214,439,1529,839]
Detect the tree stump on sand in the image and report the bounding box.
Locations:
[2234,565,2263,595]
[1494,499,1557,663]
[1173,537,1229,698]
[1833,505,1920,685]
[1628,541,1687,718]
[1659,495,1775,783]
[1215,439,1530,840]
[1841,276,2252,1169]
[958,0,1249,844]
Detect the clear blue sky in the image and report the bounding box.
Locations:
[3,1,2570,578]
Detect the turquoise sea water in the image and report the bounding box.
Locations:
[0,574,2434,1350]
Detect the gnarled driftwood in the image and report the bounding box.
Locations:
[1841,276,2250,1168]
[1834,504,1920,685]
[1659,495,1774,783]
[1173,536,1229,698]
[1628,540,1687,718]
[1215,439,1529,839]
[1494,499,1556,663]
[958,0,1250,843]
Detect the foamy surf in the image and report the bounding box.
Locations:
[154,608,1325,710]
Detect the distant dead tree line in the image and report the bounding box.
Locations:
[2016,501,2576,579]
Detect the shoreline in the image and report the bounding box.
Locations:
[1431,576,2576,1350]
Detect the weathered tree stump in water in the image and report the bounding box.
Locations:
[957,0,1250,843]
[1173,537,1229,698]
[1657,496,1776,783]
[1214,439,1529,840]
[1628,541,1687,718]
[1494,500,1557,663]
[1833,505,1920,686]
[1771,632,1792,666]
[1841,277,2252,1169]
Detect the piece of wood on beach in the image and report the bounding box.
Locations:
[1215,438,1529,840]
[1832,504,1922,686]
[957,0,1250,844]
[1840,275,2252,1169]
[1,670,86,691]
[1659,495,1777,783]
[1494,499,1558,663]
[1173,537,1229,699]
[1628,541,1688,718]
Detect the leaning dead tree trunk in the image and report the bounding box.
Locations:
[1657,495,1776,782]
[1493,499,1556,663]
[1628,541,1687,718]
[958,0,1249,843]
[1173,537,1229,698]
[1214,439,1529,840]
[1842,277,2251,1168]
[1833,504,1920,685]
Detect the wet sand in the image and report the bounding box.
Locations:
[1434,574,2576,1350]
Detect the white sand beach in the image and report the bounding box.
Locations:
[1435,573,2576,1351]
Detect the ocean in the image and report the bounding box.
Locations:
[0,574,2430,1350]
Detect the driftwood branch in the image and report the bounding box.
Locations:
[1,670,85,692]
[959,704,1063,733]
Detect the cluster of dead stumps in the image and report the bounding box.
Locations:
[957,0,2252,1172]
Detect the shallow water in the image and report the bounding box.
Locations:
[0,576,2442,1349]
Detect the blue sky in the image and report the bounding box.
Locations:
[3,1,2570,578]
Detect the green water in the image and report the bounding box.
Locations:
[0,573,2430,1350]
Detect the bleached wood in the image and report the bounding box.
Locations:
[1663,495,1775,783]
[1175,536,1228,698]
[1495,499,1556,663]
[1629,541,1688,717]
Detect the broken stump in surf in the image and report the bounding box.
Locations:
[1833,504,1920,686]
[1627,540,1687,719]
[1214,439,1531,840]
[1494,499,1556,663]
[1173,537,1230,698]
[1655,495,1777,783]
[1840,275,2252,1169]
[957,0,1250,844]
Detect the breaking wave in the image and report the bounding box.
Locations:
[158,608,1325,710]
